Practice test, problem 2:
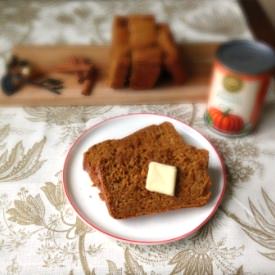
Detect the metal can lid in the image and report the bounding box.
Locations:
[216,39,275,75]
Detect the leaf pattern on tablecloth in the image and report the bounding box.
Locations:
[8,193,45,226]
[225,188,275,261]
[24,106,112,125]
[125,248,146,275]
[0,137,46,182]
[236,266,244,275]
[118,236,187,267]
[169,226,244,275]
[5,257,22,275]
[1,177,101,274]
[107,260,122,275]
[41,181,66,211]
[106,248,165,275]
[209,138,264,187]
[0,125,10,150]
[24,106,112,144]
[169,249,212,275]
[120,216,243,274]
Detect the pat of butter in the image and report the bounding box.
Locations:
[145,161,177,196]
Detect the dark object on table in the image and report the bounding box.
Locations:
[1,74,24,96]
[1,56,32,95]
[1,55,64,96]
[31,78,64,95]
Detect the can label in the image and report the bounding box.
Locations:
[205,62,270,136]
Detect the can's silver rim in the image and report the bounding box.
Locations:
[216,39,275,75]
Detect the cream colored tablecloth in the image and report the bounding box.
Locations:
[1,1,275,274]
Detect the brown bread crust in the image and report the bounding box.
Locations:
[108,50,130,89]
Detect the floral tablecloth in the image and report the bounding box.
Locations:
[1,1,275,274]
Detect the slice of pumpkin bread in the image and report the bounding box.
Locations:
[83,122,211,219]
[97,138,210,219]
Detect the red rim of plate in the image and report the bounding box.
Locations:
[62,113,227,245]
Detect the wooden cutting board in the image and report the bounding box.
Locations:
[0,43,219,106]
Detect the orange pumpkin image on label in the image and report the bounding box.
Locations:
[207,107,244,133]
[205,40,275,137]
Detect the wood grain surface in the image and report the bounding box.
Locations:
[0,43,219,106]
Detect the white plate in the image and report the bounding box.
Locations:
[63,113,226,245]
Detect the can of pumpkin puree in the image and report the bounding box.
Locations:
[205,40,275,137]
